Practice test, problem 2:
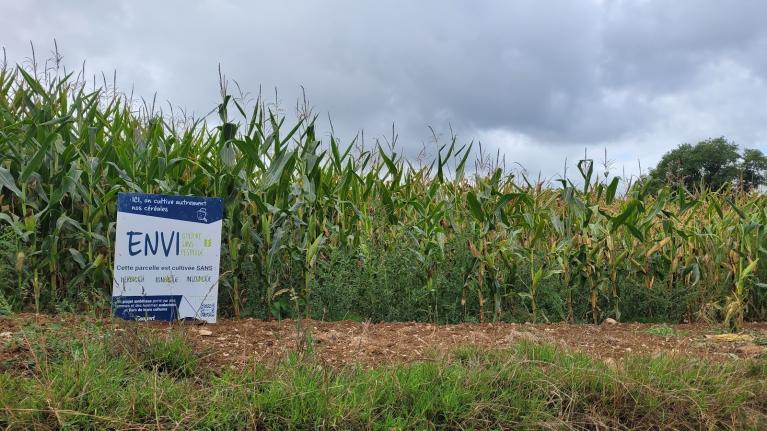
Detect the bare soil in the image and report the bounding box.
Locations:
[2,314,766,371]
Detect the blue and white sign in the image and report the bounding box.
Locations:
[112,192,223,322]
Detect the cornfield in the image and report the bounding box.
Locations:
[0,61,765,330]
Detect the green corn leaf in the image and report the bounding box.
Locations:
[454,142,472,184]
[233,138,260,165]
[378,145,399,179]
[0,166,21,197]
[220,142,237,167]
[19,68,47,96]
[605,177,620,204]
[610,200,638,232]
[69,248,87,269]
[467,191,485,223]
[305,234,324,268]
[55,214,86,233]
[263,149,295,189]
[21,138,50,182]
[726,198,747,220]
[626,224,644,241]
[741,258,759,279]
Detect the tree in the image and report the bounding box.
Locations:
[740,148,767,192]
[649,137,765,191]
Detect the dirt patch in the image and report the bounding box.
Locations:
[190,319,767,369]
[1,314,766,370]
[0,316,25,372]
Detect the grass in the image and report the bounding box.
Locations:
[642,324,690,337]
[1,319,766,430]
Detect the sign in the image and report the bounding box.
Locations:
[112,192,223,322]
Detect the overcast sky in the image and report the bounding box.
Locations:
[3,0,767,181]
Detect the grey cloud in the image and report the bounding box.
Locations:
[1,0,766,178]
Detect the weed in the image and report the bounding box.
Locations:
[643,325,689,337]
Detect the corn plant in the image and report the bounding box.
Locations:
[0,58,765,329]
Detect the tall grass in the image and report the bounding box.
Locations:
[2,321,766,430]
[0,57,765,327]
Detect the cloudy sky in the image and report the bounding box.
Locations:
[2,0,767,181]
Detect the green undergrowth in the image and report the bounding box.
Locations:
[1,319,766,430]
[642,324,691,337]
